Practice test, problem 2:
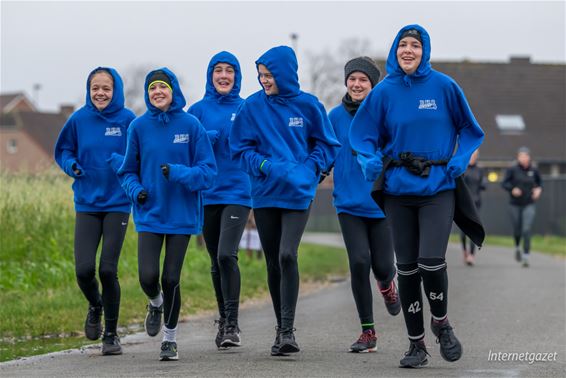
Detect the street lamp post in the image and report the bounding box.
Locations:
[32,83,42,109]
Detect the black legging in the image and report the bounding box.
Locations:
[138,232,190,329]
[203,204,250,325]
[254,207,311,332]
[509,204,536,255]
[338,213,396,325]
[384,190,454,340]
[74,212,129,334]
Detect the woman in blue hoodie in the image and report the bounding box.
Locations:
[118,68,216,361]
[350,25,484,368]
[188,51,251,349]
[329,57,400,354]
[54,67,136,355]
[230,46,340,356]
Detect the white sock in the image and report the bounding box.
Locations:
[149,292,163,308]
[162,326,178,342]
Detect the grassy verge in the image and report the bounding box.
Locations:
[0,171,348,361]
[450,233,566,256]
[0,242,347,362]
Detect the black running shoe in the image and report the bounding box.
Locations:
[399,339,429,368]
[144,304,163,337]
[431,318,463,362]
[349,329,377,353]
[214,318,226,348]
[515,249,522,262]
[271,327,284,356]
[159,341,178,361]
[101,333,122,355]
[278,328,300,354]
[84,305,102,341]
[221,324,241,347]
[379,280,401,316]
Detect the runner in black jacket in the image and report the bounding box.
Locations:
[501,147,543,267]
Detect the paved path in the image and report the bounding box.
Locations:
[1,233,564,377]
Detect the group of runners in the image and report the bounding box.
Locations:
[56,24,549,368]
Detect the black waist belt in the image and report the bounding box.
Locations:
[370,152,485,248]
[389,152,449,177]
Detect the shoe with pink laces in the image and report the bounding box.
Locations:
[349,329,377,353]
[379,279,401,316]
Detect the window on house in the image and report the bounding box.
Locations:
[495,115,525,135]
[7,139,17,154]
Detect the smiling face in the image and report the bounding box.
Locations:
[396,36,423,75]
[257,64,279,95]
[89,71,114,111]
[346,72,372,102]
[148,81,173,112]
[212,63,235,95]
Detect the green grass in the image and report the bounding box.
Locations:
[450,234,566,256]
[0,171,349,361]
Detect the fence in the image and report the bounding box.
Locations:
[306,177,566,237]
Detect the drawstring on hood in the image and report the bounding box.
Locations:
[385,24,432,87]
[205,51,242,103]
[85,67,131,125]
[255,46,301,103]
[144,67,187,124]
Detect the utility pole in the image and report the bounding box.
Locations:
[32,83,42,109]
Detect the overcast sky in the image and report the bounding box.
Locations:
[1,0,564,112]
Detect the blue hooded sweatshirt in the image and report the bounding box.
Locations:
[118,67,217,234]
[329,104,384,218]
[188,51,251,207]
[54,67,136,213]
[229,46,341,210]
[349,24,485,196]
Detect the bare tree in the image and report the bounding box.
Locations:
[122,64,155,116]
[304,38,386,109]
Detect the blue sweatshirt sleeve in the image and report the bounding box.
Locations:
[446,82,485,178]
[106,152,137,204]
[54,117,83,178]
[305,101,341,174]
[349,92,386,181]
[117,126,145,202]
[229,103,271,177]
[168,123,217,191]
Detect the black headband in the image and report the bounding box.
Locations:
[400,29,422,44]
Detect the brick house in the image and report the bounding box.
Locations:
[0,93,72,173]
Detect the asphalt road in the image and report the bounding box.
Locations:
[1,233,564,377]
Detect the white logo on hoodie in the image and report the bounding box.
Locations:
[173,134,189,143]
[105,127,122,136]
[288,117,304,127]
[418,99,437,110]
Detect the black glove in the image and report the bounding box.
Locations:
[72,162,82,176]
[161,164,170,179]
[319,166,333,184]
[137,190,148,205]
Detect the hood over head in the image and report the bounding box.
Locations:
[144,67,186,117]
[85,67,127,117]
[386,24,432,81]
[205,51,242,102]
[255,45,301,98]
